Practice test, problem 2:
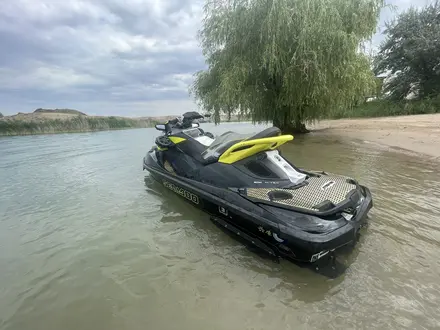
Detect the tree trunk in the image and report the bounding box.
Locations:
[226,105,232,122]
[272,108,310,134]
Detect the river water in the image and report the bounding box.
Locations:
[1,123,440,330]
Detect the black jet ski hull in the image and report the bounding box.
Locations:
[143,156,373,264]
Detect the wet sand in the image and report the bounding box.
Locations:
[310,114,440,159]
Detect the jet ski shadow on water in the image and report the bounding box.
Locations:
[142,112,373,278]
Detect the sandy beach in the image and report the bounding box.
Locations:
[309,113,440,160]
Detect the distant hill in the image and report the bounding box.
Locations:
[33,108,87,116]
[0,112,3,118]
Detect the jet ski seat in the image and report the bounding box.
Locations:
[246,126,281,139]
[200,127,285,165]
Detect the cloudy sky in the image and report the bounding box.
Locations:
[0,0,433,117]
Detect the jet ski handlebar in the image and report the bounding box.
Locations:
[155,112,204,133]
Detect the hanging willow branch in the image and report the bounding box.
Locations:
[190,0,385,132]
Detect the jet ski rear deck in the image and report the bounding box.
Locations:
[245,172,360,214]
[142,112,373,265]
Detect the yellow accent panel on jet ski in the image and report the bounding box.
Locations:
[218,135,294,164]
[169,136,186,144]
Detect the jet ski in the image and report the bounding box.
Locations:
[142,111,373,264]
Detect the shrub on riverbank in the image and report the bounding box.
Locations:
[0,116,158,136]
[329,96,440,119]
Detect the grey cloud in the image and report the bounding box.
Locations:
[0,0,204,116]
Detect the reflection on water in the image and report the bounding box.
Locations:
[1,125,440,330]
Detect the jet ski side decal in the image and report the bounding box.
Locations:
[163,180,199,204]
[258,226,285,242]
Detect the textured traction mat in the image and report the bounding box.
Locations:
[246,174,356,212]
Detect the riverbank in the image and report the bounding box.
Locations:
[309,113,440,159]
[0,110,176,136]
[0,116,153,136]
[329,97,440,119]
[0,109,249,136]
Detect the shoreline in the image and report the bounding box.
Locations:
[2,113,439,160]
[308,113,440,159]
[0,126,146,137]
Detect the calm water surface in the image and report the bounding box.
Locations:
[1,123,440,330]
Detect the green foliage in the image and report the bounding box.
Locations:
[0,116,157,136]
[190,0,385,132]
[374,1,440,100]
[329,96,440,119]
[374,77,384,98]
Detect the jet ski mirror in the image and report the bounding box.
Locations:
[155,124,166,131]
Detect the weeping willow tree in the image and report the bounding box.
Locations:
[190,0,385,133]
